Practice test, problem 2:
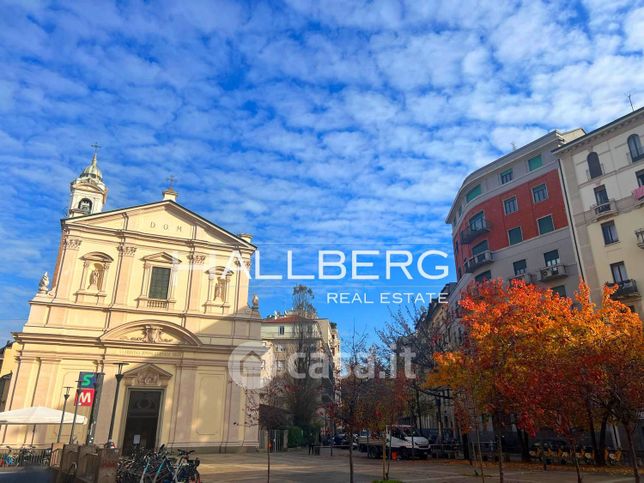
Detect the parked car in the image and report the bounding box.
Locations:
[358,425,430,459]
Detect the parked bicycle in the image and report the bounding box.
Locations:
[117,444,200,483]
[0,445,49,467]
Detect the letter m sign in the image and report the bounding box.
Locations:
[75,388,95,407]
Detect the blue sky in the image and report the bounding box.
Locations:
[1,0,644,343]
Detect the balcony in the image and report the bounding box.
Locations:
[539,264,568,282]
[591,199,617,221]
[464,250,493,273]
[607,279,640,300]
[461,219,492,244]
[508,273,533,284]
[147,299,169,309]
[633,185,644,204]
[636,229,644,249]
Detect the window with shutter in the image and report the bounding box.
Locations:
[537,215,554,234]
[508,227,523,245]
[528,155,542,171]
[149,267,171,299]
[466,185,481,203]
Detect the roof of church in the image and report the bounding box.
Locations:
[63,198,256,250]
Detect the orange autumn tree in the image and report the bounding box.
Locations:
[431,279,644,483]
[429,278,578,483]
[577,284,644,483]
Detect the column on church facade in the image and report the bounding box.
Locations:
[53,236,83,301]
[187,252,207,312]
[113,244,137,307]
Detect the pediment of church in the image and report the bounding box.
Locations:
[142,252,181,264]
[101,321,202,347]
[122,363,172,387]
[65,200,255,248]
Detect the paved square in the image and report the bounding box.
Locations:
[196,449,634,482]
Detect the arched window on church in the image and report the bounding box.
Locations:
[78,198,93,214]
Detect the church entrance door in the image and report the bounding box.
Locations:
[122,389,162,454]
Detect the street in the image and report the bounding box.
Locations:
[197,449,635,483]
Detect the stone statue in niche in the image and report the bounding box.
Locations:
[88,269,100,289]
[87,262,105,291]
[214,277,227,302]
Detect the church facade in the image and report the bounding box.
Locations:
[1,152,262,451]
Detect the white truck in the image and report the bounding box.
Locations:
[358,425,430,459]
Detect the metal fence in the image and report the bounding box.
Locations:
[0,447,51,467]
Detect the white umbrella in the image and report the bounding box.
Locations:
[0,406,86,425]
[0,406,87,445]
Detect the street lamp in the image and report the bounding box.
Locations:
[106,362,128,448]
[56,386,72,443]
[69,380,82,444]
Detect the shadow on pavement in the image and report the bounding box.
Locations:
[0,468,54,482]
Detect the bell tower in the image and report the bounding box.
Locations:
[68,145,108,217]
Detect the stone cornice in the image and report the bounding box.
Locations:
[12,331,242,355]
[554,109,644,155]
[27,299,260,323]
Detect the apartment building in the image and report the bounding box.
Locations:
[445,129,585,303]
[555,107,644,316]
[261,312,340,404]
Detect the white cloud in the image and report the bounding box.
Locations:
[1,0,644,338]
[624,7,644,52]
[490,126,548,152]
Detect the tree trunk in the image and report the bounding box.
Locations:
[585,400,600,466]
[474,413,486,483]
[570,438,583,483]
[463,433,471,463]
[267,429,271,483]
[382,436,387,481]
[493,416,504,483]
[386,426,392,480]
[348,424,354,483]
[517,429,530,462]
[597,412,608,466]
[625,423,641,483]
[415,387,423,433]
